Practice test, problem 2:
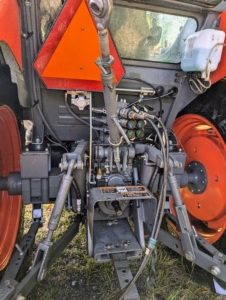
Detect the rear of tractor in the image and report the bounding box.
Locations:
[1,0,226,298]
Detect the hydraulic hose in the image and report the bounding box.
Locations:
[24,0,64,145]
[114,116,169,300]
[123,76,163,118]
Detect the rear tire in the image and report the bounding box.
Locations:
[0,63,23,271]
[171,80,226,244]
[170,80,226,294]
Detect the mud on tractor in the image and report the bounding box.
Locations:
[1,0,226,298]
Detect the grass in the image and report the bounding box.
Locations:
[23,205,226,300]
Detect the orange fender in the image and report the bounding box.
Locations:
[0,0,22,69]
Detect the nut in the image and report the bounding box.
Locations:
[4,279,10,286]
[210,266,221,276]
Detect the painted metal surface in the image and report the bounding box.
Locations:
[211,11,226,84]
[34,0,124,91]
[172,114,226,244]
[0,106,22,271]
[0,0,22,68]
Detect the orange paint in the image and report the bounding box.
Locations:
[34,0,124,91]
[211,11,226,84]
[172,114,226,244]
[0,0,22,68]
[0,106,22,270]
[43,0,101,81]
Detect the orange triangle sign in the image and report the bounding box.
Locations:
[42,0,101,81]
[34,0,124,91]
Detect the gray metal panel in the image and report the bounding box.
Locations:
[93,219,142,262]
[20,152,49,179]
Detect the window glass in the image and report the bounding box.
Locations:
[109,7,197,63]
[40,0,63,42]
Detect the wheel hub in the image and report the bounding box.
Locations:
[187,161,207,194]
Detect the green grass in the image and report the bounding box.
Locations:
[23,205,226,300]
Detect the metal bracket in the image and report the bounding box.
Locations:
[158,228,226,282]
[65,91,91,111]
[0,217,81,300]
[95,55,114,74]
[31,240,53,281]
[0,279,18,300]
[112,253,140,300]
[31,124,44,145]
[2,222,40,283]
[88,0,113,30]
[166,212,226,264]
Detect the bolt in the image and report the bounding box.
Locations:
[4,280,10,286]
[179,148,182,152]
[185,251,194,261]
[36,137,40,143]
[81,27,84,30]
[80,66,83,69]
[104,243,113,250]
[45,148,48,152]
[16,295,26,300]
[200,169,203,172]
[210,266,221,276]
[25,148,29,152]
[198,189,200,192]
[15,243,24,255]
[123,240,130,247]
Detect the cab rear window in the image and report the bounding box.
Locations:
[109,7,197,63]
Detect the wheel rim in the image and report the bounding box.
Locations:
[0,105,22,270]
[171,114,226,244]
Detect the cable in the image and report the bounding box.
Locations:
[45,135,68,152]
[72,180,81,199]
[145,117,168,240]
[188,43,226,94]
[114,116,169,300]
[149,165,159,190]
[71,180,82,213]
[123,76,163,118]
[149,117,169,238]
[65,98,100,139]
[36,103,64,145]
[188,76,211,95]
[24,0,64,146]
[205,43,226,80]
[126,90,174,108]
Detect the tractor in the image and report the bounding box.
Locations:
[1,0,226,298]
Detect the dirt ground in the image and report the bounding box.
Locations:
[23,205,226,300]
